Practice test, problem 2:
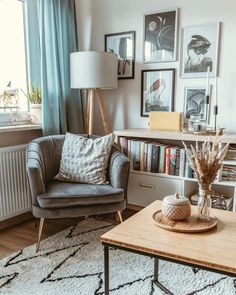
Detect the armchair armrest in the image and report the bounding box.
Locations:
[108,148,130,198]
[27,147,46,206]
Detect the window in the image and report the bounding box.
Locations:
[0,0,28,126]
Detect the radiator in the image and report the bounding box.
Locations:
[0,145,31,221]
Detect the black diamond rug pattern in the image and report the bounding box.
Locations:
[0,219,235,295]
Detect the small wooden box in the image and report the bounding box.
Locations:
[149,112,182,131]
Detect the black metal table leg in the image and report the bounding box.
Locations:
[154,257,158,281]
[153,258,174,295]
[104,245,109,295]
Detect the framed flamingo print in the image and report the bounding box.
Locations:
[141,69,175,117]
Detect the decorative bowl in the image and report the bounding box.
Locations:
[162,193,191,221]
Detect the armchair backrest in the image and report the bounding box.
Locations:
[27,134,101,185]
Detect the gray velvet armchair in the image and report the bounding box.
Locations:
[26,134,130,252]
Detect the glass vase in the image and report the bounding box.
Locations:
[197,187,213,221]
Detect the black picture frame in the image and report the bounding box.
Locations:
[105,31,135,79]
[141,68,175,117]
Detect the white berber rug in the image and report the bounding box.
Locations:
[0,219,235,295]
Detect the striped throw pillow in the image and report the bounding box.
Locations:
[55,133,115,184]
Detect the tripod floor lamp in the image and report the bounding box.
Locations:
[70,51,118,135]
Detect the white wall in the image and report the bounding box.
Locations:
[75,0,236,134]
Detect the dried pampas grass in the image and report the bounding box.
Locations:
[183,131,229,190]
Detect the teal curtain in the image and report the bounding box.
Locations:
[24,0,83,135]
[24,0,41,88]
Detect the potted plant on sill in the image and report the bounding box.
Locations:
[23,86,42,124]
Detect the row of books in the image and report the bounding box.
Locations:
[221,146,236,181]
[119,137,193,178]
[221,161,236,181]
[190,193,233,211]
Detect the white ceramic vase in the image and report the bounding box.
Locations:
[30,104,42,124]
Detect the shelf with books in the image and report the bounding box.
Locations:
[119,136,193,178]
[114,128,236,144]
[115,128,236,212]
[221,160,236,182]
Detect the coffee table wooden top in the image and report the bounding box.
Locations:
[101,200,236,275]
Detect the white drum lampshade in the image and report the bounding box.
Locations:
[70,51,118,89]
[70,51,118,135]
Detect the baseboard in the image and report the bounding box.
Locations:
[0,212,34,231]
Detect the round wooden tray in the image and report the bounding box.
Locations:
[152,210,218,233]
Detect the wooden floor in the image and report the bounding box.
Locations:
[0,210,134,260]
[0,217,88,259]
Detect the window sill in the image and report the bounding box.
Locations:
[0,124,42,133]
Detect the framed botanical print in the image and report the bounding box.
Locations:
[141,69,175,117]
[143,9,178,63]
[180,23,220,78]
[183,87,207,123]
[105,31,135,79]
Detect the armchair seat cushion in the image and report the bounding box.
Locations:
[37,180,124,209]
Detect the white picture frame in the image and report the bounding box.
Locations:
[143,8,178,63]
[180,23,220,78]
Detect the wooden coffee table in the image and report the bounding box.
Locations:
[101,200,236,295]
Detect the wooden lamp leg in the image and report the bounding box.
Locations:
[95,88,111,134]
[36,218,45,253]
[85,90,90,134]
[88,89,95,135]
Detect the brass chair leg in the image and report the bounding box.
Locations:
[117,211,123,223]
[34,218,38,228]
[36,218,45,253]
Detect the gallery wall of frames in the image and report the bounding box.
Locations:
[76,0,236,134]
[104,9,219,127]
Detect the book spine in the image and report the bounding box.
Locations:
[143,143,148,172]
[169,148,176,175]
[119,137,124,153]
[151,144,159,173]
[217,166,222,182]
[123,138,128,157]
[140,141,145,171]
[163,146,167,174]
[221,177,236,181]
[222,171,236,176]
[165,147,170,174]
[179,149,186,177]
[133,140,141,171]
[147,143,153,172]
[128,139,133,170]
[175,149,180,176]
[158,146,165,173]
[185,157,189,178]
[185,156,193,178]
